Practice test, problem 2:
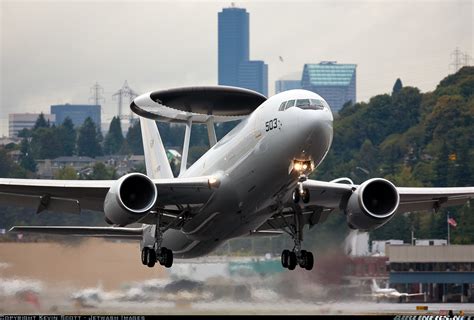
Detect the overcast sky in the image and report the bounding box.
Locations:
[1,0,472,136]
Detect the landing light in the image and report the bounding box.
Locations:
[293,160,314,174]
[208,177,220,188]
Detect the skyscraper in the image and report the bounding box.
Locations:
[275,80,302,94]
[218,7,249,87]
[301,62,357,112]
[218,6,268,96]
[238,60,268,97]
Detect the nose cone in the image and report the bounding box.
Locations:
[296,109,333,164]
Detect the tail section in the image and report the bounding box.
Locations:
[140,117,174,179]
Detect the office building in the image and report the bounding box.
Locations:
[218,5,268,96]
[387,244,474,302]
[301,61,357,112]
[238,60,268,96]
[8,113,55,137]
[275,80,302,94]
[51,104,101,128]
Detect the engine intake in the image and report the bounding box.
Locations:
[345,178,399,231]
[104,173,157,226]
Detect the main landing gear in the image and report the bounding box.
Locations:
[141,246,173,268]
[281,174,314,271]
[281,249,314,270]
[141,212,174,268]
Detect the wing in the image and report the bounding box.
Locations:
[300,179,474,214]
[0,176,217,214]
[257,179,474,232]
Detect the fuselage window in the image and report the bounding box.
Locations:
[285,100,295,110]
[278,101,287,111]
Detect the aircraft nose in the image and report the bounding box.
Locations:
[297,109,333,156]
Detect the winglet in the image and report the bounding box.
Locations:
[140,117,174,179]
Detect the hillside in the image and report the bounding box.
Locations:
[311,66,474,246]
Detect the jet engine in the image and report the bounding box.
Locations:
[104,173,157,226]
[345,178,399,231]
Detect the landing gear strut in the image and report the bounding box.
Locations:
[141,212,174,269]
[281,178,315,271]
[293,175,310,204]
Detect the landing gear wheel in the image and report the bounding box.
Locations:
[163,248,174,268]
[146,248,156,268]
[292,189,300,203]
[301,188,310,203]
[141,248,149,265]
[299,250,314,270]
[287,251,297,270]
[158,247,174,268]
[281,249,290,268]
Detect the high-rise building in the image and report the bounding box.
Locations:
[51,104,101,128]
[238,60,268,97]
[301,61,357,112]
[218,6,249,87]
[218,5,268,96]
[9,113,55,137]
[275,80,302,94]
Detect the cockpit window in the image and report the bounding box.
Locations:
[278,101,287,111]
[285,100,295,110]
[294,98,325,110]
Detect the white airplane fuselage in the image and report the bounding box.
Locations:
[160,90,334,258]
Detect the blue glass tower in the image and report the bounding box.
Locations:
[218,7,249,87]
[218,6,268,96]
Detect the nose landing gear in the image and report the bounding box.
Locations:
[293,175,310,204]
[281,176,315,271]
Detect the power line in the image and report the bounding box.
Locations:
[89,82,105,106]
[112,80,139,125]
[450,47,471,73]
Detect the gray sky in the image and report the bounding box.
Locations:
[1,0,472,137]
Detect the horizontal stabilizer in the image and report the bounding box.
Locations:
[9,226,143,239]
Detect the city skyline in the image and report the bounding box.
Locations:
[1,0,472,137]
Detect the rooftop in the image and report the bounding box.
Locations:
[303,62,357,87]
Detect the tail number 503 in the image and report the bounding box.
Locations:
[265,118,278,132]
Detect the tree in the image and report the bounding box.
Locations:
[125,120,144,155]
[30,127,63,159]
[392,78,403,95]
[58,117,76,156]
[33,113,50,130]
[87,162,117,180]
[55,166,78,180]
[77,117,102,157]
[103,117,124,155]
[19,138,37,172]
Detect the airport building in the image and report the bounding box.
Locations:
[8,113,55,137]
[301,61,357,112]
[275,80,301,94]
[50,104,101,128]
[387,244,474,302]
[218,6,268,96]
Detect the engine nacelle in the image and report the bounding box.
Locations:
[104,173,157,226]
[345,178,400,231]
